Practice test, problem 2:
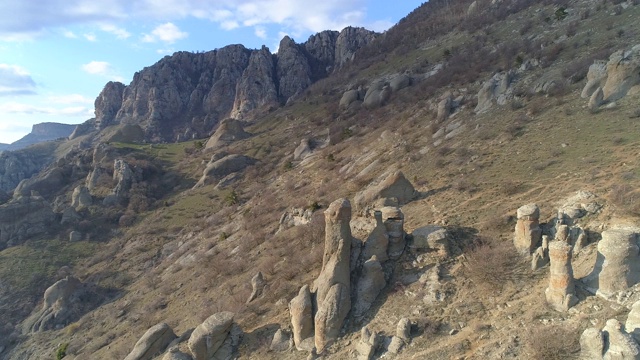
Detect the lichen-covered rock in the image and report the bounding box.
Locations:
[124,323,177,360]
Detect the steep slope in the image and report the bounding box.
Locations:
[5,122,76,151]
[2,0,640,359]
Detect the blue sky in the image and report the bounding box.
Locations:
[0,0,423,144]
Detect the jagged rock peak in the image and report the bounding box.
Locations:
[95,81,126,129]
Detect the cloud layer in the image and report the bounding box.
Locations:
[0,64,37,96]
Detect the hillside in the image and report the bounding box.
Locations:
[5,122,77,151]
[2,0,640,359]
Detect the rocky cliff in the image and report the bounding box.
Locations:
[5,123,77,151]
[0,143,58,193]
[93,28,377,142]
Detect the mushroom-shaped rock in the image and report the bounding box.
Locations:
[124,323,177,360]
[188,312,235,360]
[545,241,577,312]
[513,204,542,255]
[289,285,314,351]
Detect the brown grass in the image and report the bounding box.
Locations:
[525,325,581,360]
[464,237,528,290]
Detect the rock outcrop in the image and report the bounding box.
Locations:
[71,185,92,210]
[363,80,392,108]
[23,277,85,333]
[411,225,449,256]
[353,255,386,317]
[95,81,126,129]
[545,241,577,312]
[581,319,640,360]
[0,194,55,249]
[584,229,640,298]
[354,171,418,209]
[581,61,608,99]
[124,323,177,360]
[205,119,250,150]
[0,147,55,193]
[246,272,266,303]
[362,210,389,262]
[289,285,314,351]
[276,36,313,103]
[194,154,255,188]
[313,198,352,353]
[513,204,542,255]
[355,326,379,360]
[475,70,515,114]
[335,27,377,66]
[588,87,604,112]
[382,207,406,260]
[4,122,77,151]
[270,329,292,352]
[602,45,640,102]
[188,312,235,360]
[230,46,278,118]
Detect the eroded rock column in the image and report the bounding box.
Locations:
[381,206,405,260]
[514,204,542,255]
[545,241,577,312]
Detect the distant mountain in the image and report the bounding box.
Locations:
[5,122,77,151]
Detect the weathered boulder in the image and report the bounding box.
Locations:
[313,198,352,353]
[353,256,386,317]
[580,327,605,360]
[437,96,452,122]
[602,45,640,102]
[23,276,84,333]
[584,229,640,297]
[231,46,279,118]
[362,210,389,262]
[363,80,391,108]
[545,241,578,312]
[411,225,449,256]
[111,159,134,199]
[289,285,314,351]
[355,326,379,360]
[13,167,66,198]
[69,231,83,242]
[205,119,250,150]
[588,87,604,112]
[71,185,92,210]
[603,319,640,359]
[354,171,418,209]
[475,71,514,113]
[389,74,411,92]
[339,89,360,108]
[382,207,405,260]
[162,348,193,360]
[397,318,412,342]
[278,207,314,233]
[531,235,550,271]
[513,204,542,255]
[246,272,266,303]
[581,61,608,98]
[270,329,292,352]
[194,154,255,188]
[293,139,313,161]
[124,323,177,360]
[315,283,351,353]
[188,312,235,360]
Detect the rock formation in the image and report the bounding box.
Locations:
[188,312,235,360]
[0,193,55,249]
[531,235,550,270]
[355,326,379,360]
[276,36,313,103]
[246,272,266,303]
[382,206,406,260]
[353,255,386,317]
[354,171,418,209]
[313,198,352,353]
[602,45,640,102]
[363,80,392,108]
[513,204,542,255]
[475,70,515,114]
[124,323,177,360]
[289,285,314,351]
[95,81,126,129]
[584,228,640,298]
[588,87,604,112]
[205,119,250,150]
[581,319,640,360]
[4,122,77,151]
[335,27,377,66]
[71,185,92,210]
[581,61,607,98]
[411,225,450,256]
[194,154,255,188]
[270,329,292,352]
[545,241,577,312]
[627,301,640,344]
[340,89,361,108]
[23,277,85,333]
[230,46,278,118]
[0,147,54,193]
[362,210,389,262]
[388,318,412,354]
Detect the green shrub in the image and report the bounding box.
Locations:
[56,343,69,360]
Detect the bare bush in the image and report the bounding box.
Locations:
[525,325,580,360]
[464,237,527,290]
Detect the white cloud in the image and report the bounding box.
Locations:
[81,61,124,82]
[62,29,77,38]
[0,101,92,117]
[83,33,97,41]
[221,21,239,30]
[47,94,93,105]
[0,64,37,96]
[254,26,267,39]
[100,24,131,39]
[142,22,188,44]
